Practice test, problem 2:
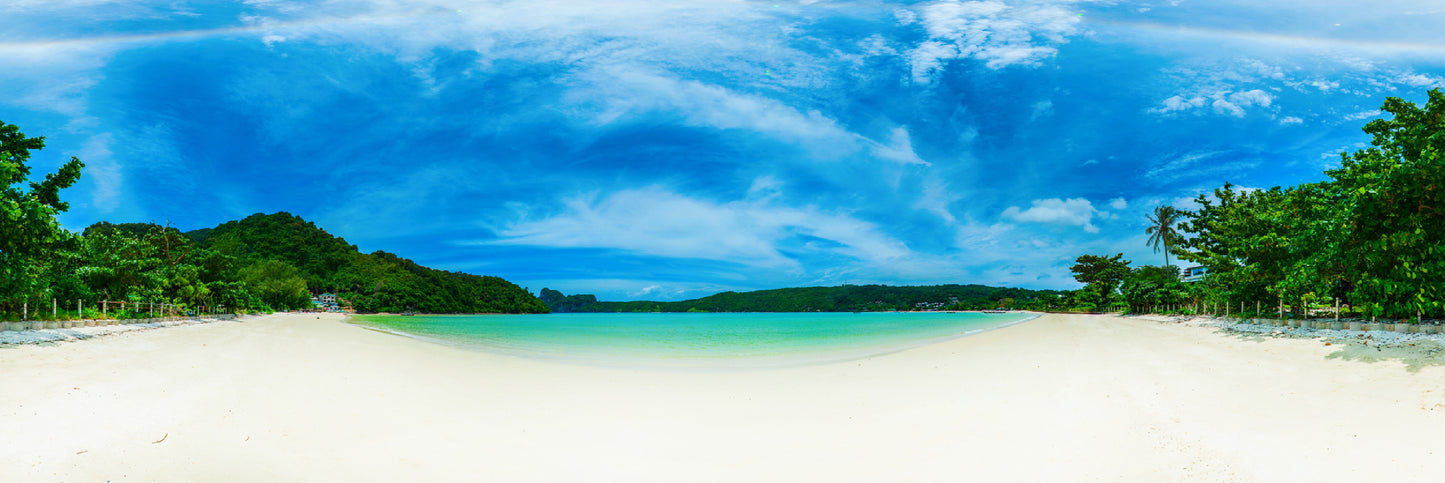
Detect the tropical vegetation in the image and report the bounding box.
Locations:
[1,120,547,320]
[1069,89,1445,321]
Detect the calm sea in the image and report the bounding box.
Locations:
[349,311,1036,370]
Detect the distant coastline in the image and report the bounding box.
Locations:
[538,285,1065,314]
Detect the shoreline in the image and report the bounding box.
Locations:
[4,312,1444,481]
[343,311,1043,372]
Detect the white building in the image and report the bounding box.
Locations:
[1181,266,1208,283]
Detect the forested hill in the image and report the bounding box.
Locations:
[539,284,1066,313]
[184,212,548,314]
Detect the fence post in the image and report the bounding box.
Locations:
[23,301,27,320]
[103,300,107,317]
[1336,299,1340,322]
[53,298,57,318]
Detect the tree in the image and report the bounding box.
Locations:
[1169,89,1445,319]
[75,229,163,301]
[240,259,311,310]
[1070,253,1131,308]
[1,121,84,312]
[1145,205,1179,267]
[1327,88,1445,318]
[1120,265,1187,313]
[1174,184,1287,308]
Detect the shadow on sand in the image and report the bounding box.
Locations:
[1324,339,1445,373]
[1209,324,1445,373]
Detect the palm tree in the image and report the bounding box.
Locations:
[1145,205,1179,267]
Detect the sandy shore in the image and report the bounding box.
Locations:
[3,312,1444,481]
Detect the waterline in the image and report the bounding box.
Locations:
[351,312,1037,370]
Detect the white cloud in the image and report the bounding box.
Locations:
[859,34,896,57]
[1029,99,1054,120]
[871,127,930,165]
[492,187,915,268]
[893,8,919,26]
[1279,116,1303,125]
[629,284,664,298]
[1344,110,1381,121]
[747,176,784,201]
[1171,195,1203,212]
[1238,59,1286,81]
[1310,80,1341,92]
[1319,142,1370,160]
[902,0,1084,82]
[1229,89,1272,107]
[1144,148,1213,180]
[1154,95,1207,113]
[1001,197,1099,233]
[571,69,936,168]
[1109,197,1127,210]
[75,133,125,214]
[571,69,861,157]
[1396,72,1445,88]
[1212,98,1245,117]
[914,178,961,223]
[907,40,957,82]
[1152,89,1273,117]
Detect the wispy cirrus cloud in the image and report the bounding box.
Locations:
[490,185,915,270]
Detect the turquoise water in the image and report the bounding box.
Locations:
[350,311,1036,370]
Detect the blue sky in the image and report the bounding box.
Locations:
[4,0,1444,301]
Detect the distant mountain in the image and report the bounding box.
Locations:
[188,212,548,314]
[539,284,1067,313]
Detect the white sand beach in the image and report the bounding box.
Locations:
[3,312,1444,482]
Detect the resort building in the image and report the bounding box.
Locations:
[1181,266,1208,283]
[312,293,340,312]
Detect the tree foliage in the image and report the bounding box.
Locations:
[1070,253,1130,308]
[241,259,311,310]
[1169,89,1445,319]
[0,121,84,312]
[1145,205,1180,267]
[1120,265,1187,312]
[1325,90,1445,318]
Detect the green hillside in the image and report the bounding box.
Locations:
[188,213,549,314]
